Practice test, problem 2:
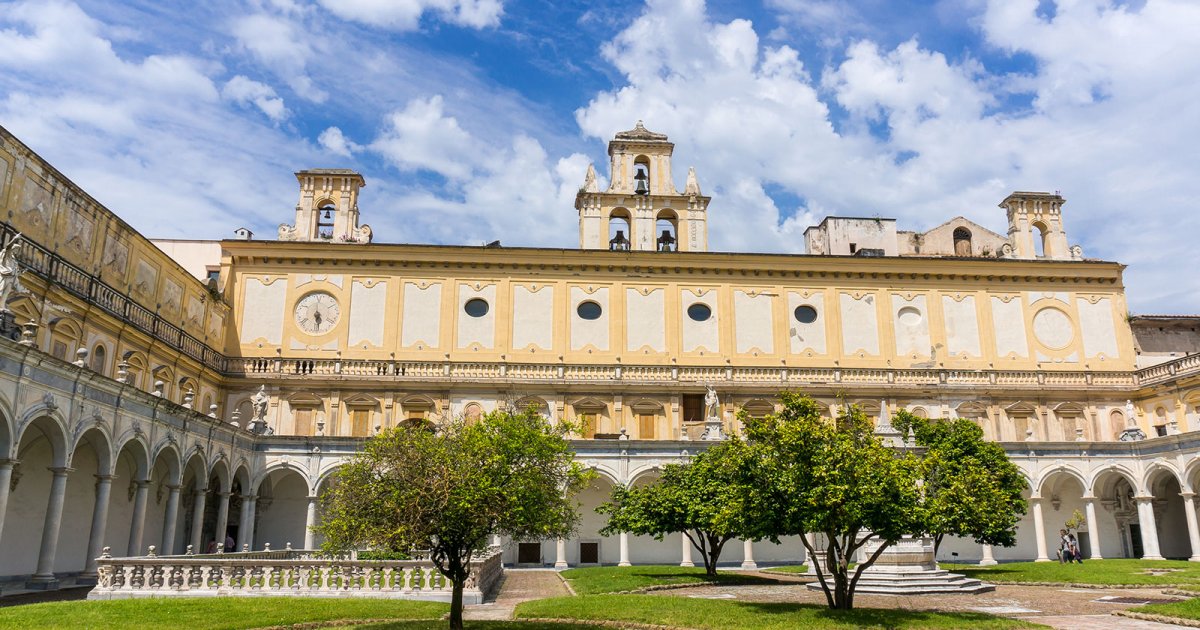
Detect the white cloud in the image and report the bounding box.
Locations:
[230,12,326,101]
[316,0,504,31]
[369,95,485,180]
[222,75,288,121]
[318,127,360,157]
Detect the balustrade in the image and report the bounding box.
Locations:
[89,546,503,602]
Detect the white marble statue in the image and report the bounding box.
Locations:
[252,384,269,422]
[704,385,719,420]
[0,235,25,309]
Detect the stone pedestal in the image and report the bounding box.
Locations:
[807,537,993,595]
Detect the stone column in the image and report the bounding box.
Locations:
[0,460,15,545]
[189,488,207,552]
[214,491,231,548]
[680,535,694,567]
[236,495,254,550]
[82,474,114,578]
[492,534,502,548]
[740,539,757,570]
[618,532,631,567]
[161,484,181,555]
[1083,497,1103,559]
[30,467,72,586]
[304,495,319,550]
[1031,497,1050,562]
[1184,493,1200,562]
[243,496,258,550]
[1136,497,1164,560]
[980,544,997,566]
[554,538,568,569]
[127,480,150,556]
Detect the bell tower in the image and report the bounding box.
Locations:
[278,169,373,243]
[575,121,710,252]
[1001,191,1080,260]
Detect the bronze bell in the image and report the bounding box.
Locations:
[634,169,648,195]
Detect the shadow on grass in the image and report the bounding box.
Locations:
[734,600,1030,627]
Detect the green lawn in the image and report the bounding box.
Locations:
[941,559,1200,586]
[0,597,447,629]
[516,595,1044,629]
[355,623,604,629]
[1132,597,1200,621]
[559,565,779,594]
[763,564,810,574]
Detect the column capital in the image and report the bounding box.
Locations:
[133,479,151,488]
[1181,491,1197,499]
[307,495,320,502]
[0,458,18,468]
[47,466,74,476]
[94,474,115,482]
[1081,495,1098,501]
[217,491,233,498]
[1134,495,1158,503]
[165,484,182,491]
[1029,494,1044,502]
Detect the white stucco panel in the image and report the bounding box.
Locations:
[626,287,665,352]
[941,295,982,357]
[991,296,1028,358]
[734,290,773,354]
[892,294,931,357]
[787,292,826,354]
[512,284,554,351]
[839,292,879,356]
[347,279,386,348]
[240,277,286,344]
[457,284,496,349]
[1077,297,1119,359]
[401,281,442,348]
[681,288,719,353]
[570,286,609,351]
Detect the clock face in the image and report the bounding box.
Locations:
[294,291,340,335]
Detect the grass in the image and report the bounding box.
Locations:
[515,595,1044,629]
[763,564,810,574]
[1132,597,1200,621]
[0,597,447,629]
[559,565,779,594]
[355,623,604,629]
[941,559,1200,586]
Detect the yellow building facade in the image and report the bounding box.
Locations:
[2,121,1200,581]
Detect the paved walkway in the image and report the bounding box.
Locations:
[463,569,570,621]
[656,582,1194,629]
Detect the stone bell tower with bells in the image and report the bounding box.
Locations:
[575,121,710,252]
[278,169,373,243]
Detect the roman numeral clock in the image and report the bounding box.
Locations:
[294,291,340,335]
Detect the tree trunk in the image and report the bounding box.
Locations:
[449,576,465,630]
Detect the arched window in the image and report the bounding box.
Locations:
[90,344,108,375]
[633,156,650,195]
[463,403,483,425]
[655,209,678,252]
[1032,221,1049,257]
[316,202,336,240]
[953,227,972,256]
[608,208,631,251]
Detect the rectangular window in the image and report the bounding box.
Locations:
[52,340,68,360]
[682,395,704,423]
[579,413,597,439]
[294,408,312,436]
[352,409,371,436]
[639,413,655,440]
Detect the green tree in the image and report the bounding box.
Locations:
[741,393,920,610]
[597,439,755,577]
[893,411,1028,555]
[315,409,592,630]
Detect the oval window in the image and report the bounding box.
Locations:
[687,303,712,322]
[794,305,818,324]
[464,298,489,318]
[577,301,602,320]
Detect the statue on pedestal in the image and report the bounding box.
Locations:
[701,385,725,441]
[0,235,26,339]
[249,385,273,435]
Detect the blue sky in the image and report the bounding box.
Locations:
[0,0,1197,313]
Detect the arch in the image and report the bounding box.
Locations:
[462,402,483,424]
[150,441,184,486]
[953,226,972,256]
[90,342,109,375]
[121,350,148,389]
[608,208,632,251]
[254,466,311,551]
[315,462,347,495]
[628,466,662,487]
[655,209,678,252]
[513,396,550,416]
[232,462,252,494]
[208,457,232,494]
[1036,466,1088,497]
[112,434,151,481]
[0,404,12,460]
[1090,465,1140,498]
[586,465,620,487]
[1144,462,1184,495]
[741,398,775,419]
[253,460,313,496]
[73,425,115,476]
[16,413,69,468]
[1032,221,1050,257]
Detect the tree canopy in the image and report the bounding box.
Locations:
[315,409,592,630]
[598,438,756,576]
[740,393,921,610]
[893,410,1028,554]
